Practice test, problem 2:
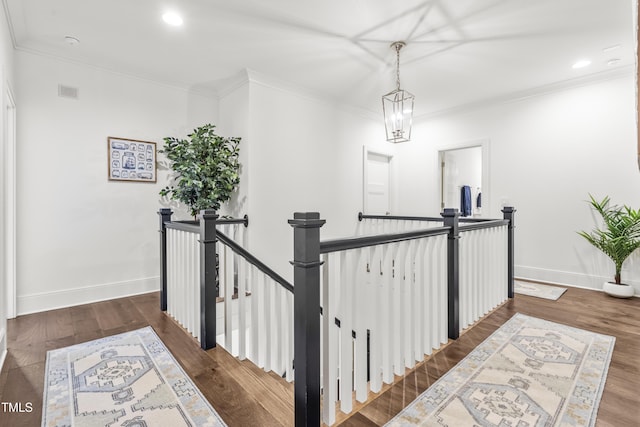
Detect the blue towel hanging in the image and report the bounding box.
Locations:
[461,185,472,217]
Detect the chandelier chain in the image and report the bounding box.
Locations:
[395,43,401,91]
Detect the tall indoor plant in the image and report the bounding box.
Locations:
[578,194,640,297]
[160,124,240,218]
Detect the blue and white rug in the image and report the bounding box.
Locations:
[42,326,226,427]
[386,313,615,426]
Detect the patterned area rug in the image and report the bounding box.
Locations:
[386,313,615,427]
[42,327,226,427]
[515,280,567,300]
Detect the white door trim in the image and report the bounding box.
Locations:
[363,146,394,214]
[437,138,490,216]
[5,84,16,319]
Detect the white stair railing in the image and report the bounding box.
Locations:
[309,210,515,426]
[459,224,509,330]
[319,230,448,425]
[166,225,201,341]
[215,229,294,381]
[160,208,516,427]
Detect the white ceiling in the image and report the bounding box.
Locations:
[3,0,636,117]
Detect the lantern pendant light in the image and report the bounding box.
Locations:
[382,41,414,143]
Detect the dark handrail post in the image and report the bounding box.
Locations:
[158,208,173,311]
[502,206,516,298]
[442,208,460,340]
[288,212,325,427]
[200,209,218,350]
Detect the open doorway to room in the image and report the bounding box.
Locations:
[439,144,485,217]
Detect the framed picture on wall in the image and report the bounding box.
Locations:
[108,137,157,182]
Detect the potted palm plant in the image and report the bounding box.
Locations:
[578,195,640,298]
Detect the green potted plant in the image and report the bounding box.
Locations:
[159,124,240,218]
[578,194,640,298]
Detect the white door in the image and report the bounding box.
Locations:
[364,151,391,215]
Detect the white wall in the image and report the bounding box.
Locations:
[218,74,387,280]
[15,51,217,314]
[0,8,15,368]
[0,4,15,368]
[395,74,640,293]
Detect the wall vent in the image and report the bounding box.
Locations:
[58,84,79,100]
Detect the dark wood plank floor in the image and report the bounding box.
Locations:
[1,286,638,426]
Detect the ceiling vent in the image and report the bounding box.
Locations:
[58,84,79,100]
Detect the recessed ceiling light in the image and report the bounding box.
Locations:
[572,59,591,69]
[64,35,80,46]
[607,58,622,66]
[603,44,621,52]
[162,12,183,26]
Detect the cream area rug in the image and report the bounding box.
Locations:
[42,326,226,427]
[386,313,615,427]
[515,280,567,300]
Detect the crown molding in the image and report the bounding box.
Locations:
[2,0,18,48]
[416,65,635,121]
[14,45,218,98]
[244,68,380,122]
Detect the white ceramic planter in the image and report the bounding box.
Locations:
[602,281,636,298]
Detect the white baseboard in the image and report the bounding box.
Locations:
[515,265,639,294]
[17,277,160,315]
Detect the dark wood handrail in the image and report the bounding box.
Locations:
[165,221,199,233]
[358,212,443,222]
[459,219,509,232]
[216,230,294,294]
[359,212,498,223]
[320,226,450,254]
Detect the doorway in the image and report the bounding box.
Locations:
[439,145,483,216]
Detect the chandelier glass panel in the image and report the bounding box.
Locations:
[382,41,414,143]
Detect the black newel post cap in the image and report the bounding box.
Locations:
[288,212,326,228]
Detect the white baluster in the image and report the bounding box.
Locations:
[322,253,337,425]
[285,289,294,382]
[238,258,247,360]
[188,232,195,337]
[194,234,201,343]
[338,251,353,414]
[223,245,233,353]
[403,239,415,368]
[256,272,266,369]
[369,245,383,393]
[167,229,174,320]
[263,274,272,372]
[249,265,259,363]
[381,243,394,384]
[353,248,368,403]
[438,235,448,346]
[273,279,283,374]
[392,242,403,377]
[414,237,426,359]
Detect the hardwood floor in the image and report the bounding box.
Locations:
[1,286,639,426]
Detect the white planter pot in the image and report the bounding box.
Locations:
[602,281,636,298]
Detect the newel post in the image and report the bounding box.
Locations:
[288,212,325,427]
[200,209,218,350]
[442,208,460,340]
[158,208,173,311]
[502,206,516,298]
